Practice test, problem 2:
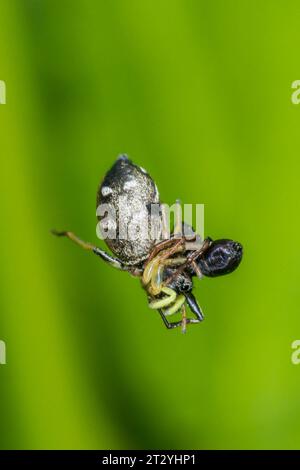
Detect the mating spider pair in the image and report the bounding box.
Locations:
[52,155,242,332]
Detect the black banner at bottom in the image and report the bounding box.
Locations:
[0,450,298,466]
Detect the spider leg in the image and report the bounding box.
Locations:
[145,237,185,265]
[163,257,186,266]
[160,295,202,331]
[158,310,199,330]
[181,303,187,333]
[51,230,129,271]
[142,239,185,288]
[143,233,206,328]
[163,294,185,316]
[144,256,186,300]
[163,237,212,286]
[148,287,177,309]
[185,239,203,251]
[158,310,182,329]
[184,292,204,321]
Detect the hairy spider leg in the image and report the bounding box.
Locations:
[50,230,138,273]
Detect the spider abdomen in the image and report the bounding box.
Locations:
[97,155,161,265]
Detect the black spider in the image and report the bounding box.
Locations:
[52,155,243,332]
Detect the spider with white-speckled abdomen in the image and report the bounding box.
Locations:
[52,155,243,332]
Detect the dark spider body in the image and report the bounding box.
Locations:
[53,154,243,332]
[97,155,160,265]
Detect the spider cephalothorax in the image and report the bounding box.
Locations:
[196,239,243,277]
[52,155,243,332]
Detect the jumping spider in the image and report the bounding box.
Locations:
[52,154,243,332]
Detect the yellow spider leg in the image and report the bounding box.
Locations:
[149,257,187,296]
[181,303,187,334]
[52,230,94,250]
[164,294,185,316]
[148,287,176,309]
[163,257,186,266]
[150,264,164,296]
[143,239,185,284]
[142,257,159,285]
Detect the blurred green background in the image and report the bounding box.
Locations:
[0,0,300,450]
